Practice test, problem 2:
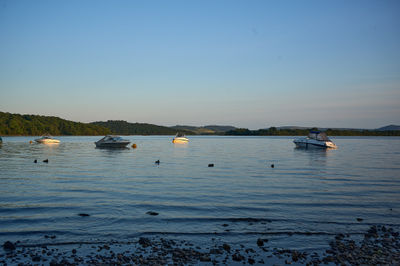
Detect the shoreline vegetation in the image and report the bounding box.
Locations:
[1,111,400,136]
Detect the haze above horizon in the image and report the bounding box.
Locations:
[0,0,399,129]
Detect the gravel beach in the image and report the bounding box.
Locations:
[1,225,399,265]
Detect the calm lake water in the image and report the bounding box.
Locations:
[1,136,400,252]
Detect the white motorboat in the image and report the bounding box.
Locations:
[172,133,189,144]
[95,135,130,148]
[35,134,60,144]
[293,131,337,149]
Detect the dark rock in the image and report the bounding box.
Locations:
[199,255,211,262]
[222,243,231,253]
[257,238,264,247]
[3,241,16,251]
[232,253,245,261]
[72,249,77,254]
[146,211,159,216]
[222,224,229,227]
[210,248,223,255]
[248,257,256,264]
[208,164,214,167]
[292,250,300,262]
[335,234,345,240]
[31,255,41,262]
[356,218,363,222]
[138,237,151,248]
[78,213,90,217]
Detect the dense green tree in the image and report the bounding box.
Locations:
[225,127,400,136]
[1,111,399,136]
[0,112,111,136]
[91,120,194,135]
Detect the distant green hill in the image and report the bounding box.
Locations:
[171,125,237,135]
[204,125,237,133]
[171,125,215,135]
[0,111,111,136]
[2,111,399,136]
[225,126,400,136]
[376,125,400,131]
[92,120,194,135]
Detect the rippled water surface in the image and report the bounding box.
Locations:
[1,136,400,250]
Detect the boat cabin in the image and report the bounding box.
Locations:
[308,131,330,141]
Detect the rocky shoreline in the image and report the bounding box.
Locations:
[1,225,399,265]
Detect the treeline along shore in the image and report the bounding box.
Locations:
[1,111,399,136]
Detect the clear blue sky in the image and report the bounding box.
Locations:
[0,0,399,129]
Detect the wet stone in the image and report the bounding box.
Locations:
[31,255,41,262]
[138,237,152,248]
[222,243,231,253]
[3,241,16,251]
[232,253,245,262]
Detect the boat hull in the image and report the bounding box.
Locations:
[293,139,337,149]
[172,137,189,144]
[95,142,130,148]
[35,139,60,144]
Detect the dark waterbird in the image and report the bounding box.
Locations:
[155,160,160,164]
[208,164,214,167]
[34,159,37,163]
[43,159,49,163]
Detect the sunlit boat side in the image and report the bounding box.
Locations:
[172,133,189,144]
[35,135,60,144]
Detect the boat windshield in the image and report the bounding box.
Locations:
[175,133,185,137]
[308,131,330,141]
[103,136,126,141]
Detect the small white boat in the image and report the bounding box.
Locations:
[35,135,60,144]
[293,131,337,149]
[172,133,189,144]
[95,135,130,148]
